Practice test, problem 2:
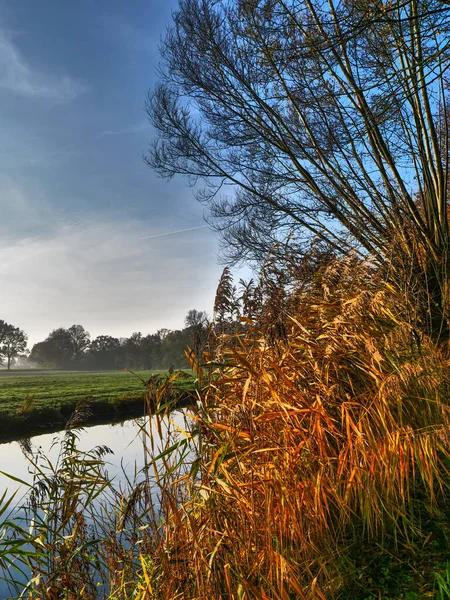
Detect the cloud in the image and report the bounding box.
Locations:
[0,219,223,346]
[98,123,150,137]
[0,175,59,241]
[0,25,87,102]
[140,225,208,240]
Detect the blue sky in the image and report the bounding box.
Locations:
[0,0,236,346]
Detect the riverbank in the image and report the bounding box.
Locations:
[0,369,195,443]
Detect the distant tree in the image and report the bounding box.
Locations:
[123,332,144,368]
[29,341,50,366]
[141,333,163,369]
[128,332,143,346]
[48,328,75,362]
[157,328,170,341]
[0,320,9,343]
[0,324,27,370]
[90,335,120,354]
[184,309,209,329]
[161,329,189,369]
[68,325,90,360]
[0,321,9,367]
[89,335,121,369]
[30,328,74,368]
[184,309,210,356]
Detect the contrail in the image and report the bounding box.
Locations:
[140,225,208,240]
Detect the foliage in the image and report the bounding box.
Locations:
[0,382,196,600]
[131,257,450,598]
[184,309,208,329]
[1,260,450,598]
[30,328,76,368]
[213,267,239,332]
[435,563,450,600]
[68,325,91,359]
[0,324,27,370]
[147,0,450,340]
[28,310,210,371]
[89,336,121,369]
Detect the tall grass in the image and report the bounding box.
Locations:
[0,258,449,598]
[0,380,195,599]
[139,257,450,598]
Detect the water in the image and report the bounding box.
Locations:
[0,413,189,494]
[0,413,192,598]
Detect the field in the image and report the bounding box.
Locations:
[0,369,192,441]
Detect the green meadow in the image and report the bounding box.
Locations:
[0,369,193,440]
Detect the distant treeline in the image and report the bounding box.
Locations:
[24,309,210,371]
[10,269,265,371]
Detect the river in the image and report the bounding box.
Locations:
[0,412,191,598]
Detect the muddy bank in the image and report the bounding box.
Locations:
[0,394,195,444]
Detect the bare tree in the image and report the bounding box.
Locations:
[147,0,450,339]
[185,309,209,329]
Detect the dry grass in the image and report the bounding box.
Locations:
[1,258,450,599]
[138,257,450,599]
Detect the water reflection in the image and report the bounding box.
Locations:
[0,413,187,498]
[0,412,191,599]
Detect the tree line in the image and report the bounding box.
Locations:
[0,310,208,371]
[4,269,271,371]
[25,310,209,371]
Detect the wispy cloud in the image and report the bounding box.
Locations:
[0,219,221,346]
[0,24,88,102]
[99,123,150,137]
[0,174,59,241]
[140,225,208,240]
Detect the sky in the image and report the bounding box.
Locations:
[0,0,240,347]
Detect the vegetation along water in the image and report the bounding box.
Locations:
[2,0,450,597]
[0,369,194,442]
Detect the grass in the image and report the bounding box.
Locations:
[0,369,194,441]
[0,369,165,413]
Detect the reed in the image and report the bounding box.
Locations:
[138,257,450,598]
[0,258,449,598]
